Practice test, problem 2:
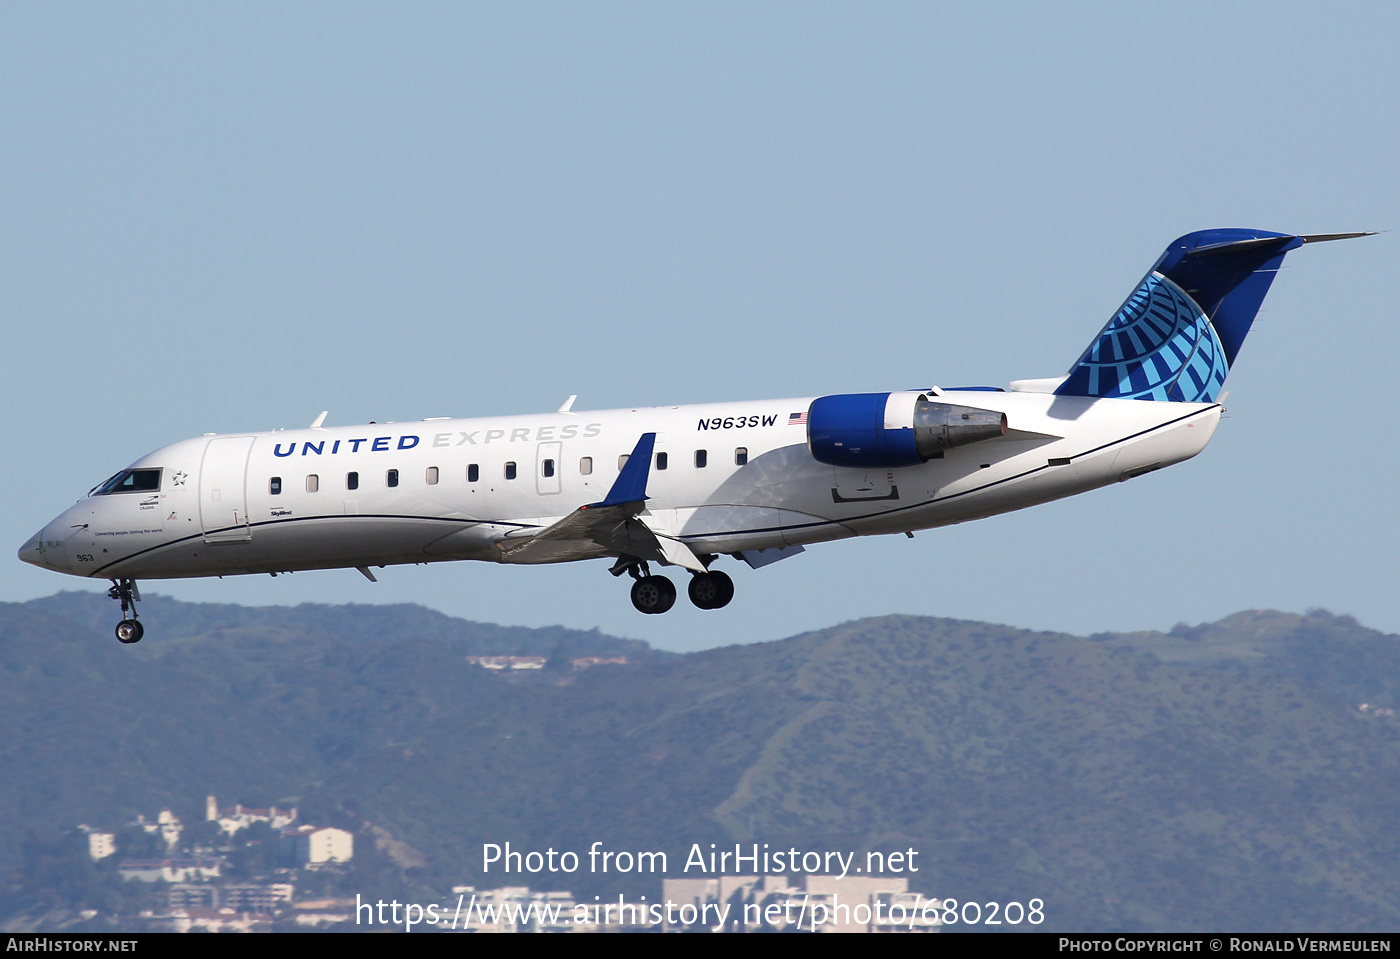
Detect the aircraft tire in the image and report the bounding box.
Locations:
[688,570,735,610]
[115,619,144,644]
[631,576,676,614]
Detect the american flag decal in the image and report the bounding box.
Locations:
[788,411,808,425]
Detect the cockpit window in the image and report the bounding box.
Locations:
[92,469,162,495]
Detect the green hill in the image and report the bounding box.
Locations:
[3,592,1399,931]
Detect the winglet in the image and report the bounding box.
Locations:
[309,411,328,429]
[557,395,577,413]
[593,433,656,508]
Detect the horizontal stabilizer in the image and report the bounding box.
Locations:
[1301,232,1379,244]
[1188,232,1376,257]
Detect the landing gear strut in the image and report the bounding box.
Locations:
[108,579,144,644]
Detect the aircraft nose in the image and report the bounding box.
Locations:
[18,523,66,572]
[17,533,40,566]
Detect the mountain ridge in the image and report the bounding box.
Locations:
[3,592,1399,931]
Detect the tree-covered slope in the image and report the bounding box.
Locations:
[3,593,1398,931]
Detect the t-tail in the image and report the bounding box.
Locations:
[1054,229,1374,402]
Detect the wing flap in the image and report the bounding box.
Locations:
[493,431,708,572]
[497,503,706,571]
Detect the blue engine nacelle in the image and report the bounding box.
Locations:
[807,392,1007,468]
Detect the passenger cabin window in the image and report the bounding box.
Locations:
[425,466,439,485]
[579,456,593,475]
[347,471,359,491]
[306,474,319,493]
[386,469,399,488]
[269,477,282,495]
[92,469,162,495]
[656,452,668,470]
[735,447,748,466]
[542,459,555,478]
[467,464,479,483]
[695,449,707,468]
[618,454,629,471]
[505,462,517,480]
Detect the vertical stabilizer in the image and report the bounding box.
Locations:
[1055,229,1370,402]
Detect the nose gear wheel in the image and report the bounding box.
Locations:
[107,579,144,643]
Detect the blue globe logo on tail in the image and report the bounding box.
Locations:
[1061,272,1228,403]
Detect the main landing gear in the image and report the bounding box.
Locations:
[614,560,735,614]
[630,574,676,615]
[687,569,734,610]
[108,578,144,644]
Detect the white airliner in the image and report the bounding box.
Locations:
[20,229,1371,643]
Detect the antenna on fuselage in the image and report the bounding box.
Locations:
[309,411,328,429]
[557,395,577,414]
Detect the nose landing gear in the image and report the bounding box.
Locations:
[107,579,144,644]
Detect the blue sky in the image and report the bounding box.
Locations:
[4,2,1396,652]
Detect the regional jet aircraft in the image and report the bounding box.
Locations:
[20,229,1371,642]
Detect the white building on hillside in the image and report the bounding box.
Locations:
[77,826,115,861]
[281,825,353,865]
[134,809,184,849]
[206,795,298,835]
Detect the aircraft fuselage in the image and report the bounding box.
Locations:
[22,389,1219,582]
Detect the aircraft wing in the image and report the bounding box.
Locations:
[495,433,708,572]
